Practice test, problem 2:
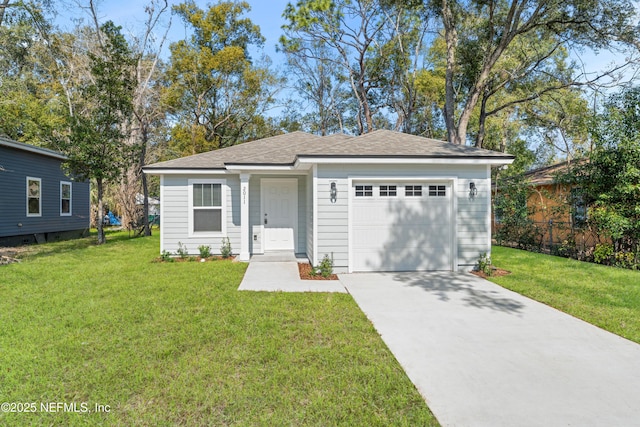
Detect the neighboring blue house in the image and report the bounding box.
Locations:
[0,136,90,246]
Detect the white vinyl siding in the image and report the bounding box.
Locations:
[161,175,239,256]
[316,164,491,272]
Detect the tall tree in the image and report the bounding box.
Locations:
[430,0,638,145]
[58,21,136,244]
[163,0,280,155]
[281,0,390,135]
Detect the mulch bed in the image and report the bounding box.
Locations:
[470,267,511,279]
[153,256,235,263]
[298,263,339,280]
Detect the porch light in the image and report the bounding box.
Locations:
[330,182,337,203]
[469,182,478,198]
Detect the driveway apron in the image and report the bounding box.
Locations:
[340,272,640,427]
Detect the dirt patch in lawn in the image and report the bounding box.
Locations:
[470,267,511,279]
[298,263,339,280]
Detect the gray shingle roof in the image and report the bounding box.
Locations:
[144,129,514,170]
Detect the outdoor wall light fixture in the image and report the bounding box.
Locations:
[330,181,338,203]
[469,182,478,198]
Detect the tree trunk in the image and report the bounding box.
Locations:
[441,0,459,144]
[96,178,106,244]
[140,124,151,236]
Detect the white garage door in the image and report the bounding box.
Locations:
[351,182,452,272]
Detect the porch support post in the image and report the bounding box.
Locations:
[239,173,251,261]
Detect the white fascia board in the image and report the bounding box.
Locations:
[297,157,514,166]
[142,168,233,175]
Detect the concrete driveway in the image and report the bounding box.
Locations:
[339,272,640,427]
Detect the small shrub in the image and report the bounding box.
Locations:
[477,252,492,276]
[312,254,333,278]
[593,243,613,265]
[176,242,189,259]
[198,245,212,259]
[220,237,232,259]
[160,250,173,262]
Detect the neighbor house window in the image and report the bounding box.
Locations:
[189,180,226,235]
[27,177,41,217]
[60,181,72,216]
[428,185,446,197]
[355,185,373,197]
[380,185,397,197]
[405,185,422,197]
[571,188,587,227]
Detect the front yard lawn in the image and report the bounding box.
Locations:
[0,233,437,426]
[490,246,640,344]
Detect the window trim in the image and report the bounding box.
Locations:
[60,181,72,216]
[188,179,227,237]
[26,177,42,217]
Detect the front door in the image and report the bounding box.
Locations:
[262,179,298,251]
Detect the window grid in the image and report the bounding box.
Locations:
[61,182,72,216]
[27,177,41,217]
[192,183,223,233]
[355,185,373,197]
[380,185,397,197]
[405,185,422,197]
[429,185,446,197]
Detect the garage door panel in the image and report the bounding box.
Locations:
[351,182,453,272]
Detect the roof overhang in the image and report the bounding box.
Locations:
[297,156,515,166]
[142,168,231,175]
[0,138,67,160]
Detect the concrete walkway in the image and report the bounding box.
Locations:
[340,271,640,427]
[238,252,347,293]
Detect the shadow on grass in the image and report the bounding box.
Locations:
[16,229,150,261]
[393,271,525,314]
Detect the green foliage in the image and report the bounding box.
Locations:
[162,1,279,156]
[477,252,492,276]
[220,237,232,259]
[311,254,334,278]
[593,243,614,265]
[160,250,174,262]
[176,241,189,259]
[493,171,541,251]
[198,245,212,259]
[568,87,640,269]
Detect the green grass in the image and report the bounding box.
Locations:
[0,232,437,426]
[490,246,640,344]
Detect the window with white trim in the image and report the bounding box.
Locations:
[27,177,41,217]
[61,181,72,216]
[429,185,446,197]
[355,185,373,197]
[380,185,397,197]
[405,185,422,197]
[191,182,224,233]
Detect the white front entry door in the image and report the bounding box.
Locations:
[262,179,298,251]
